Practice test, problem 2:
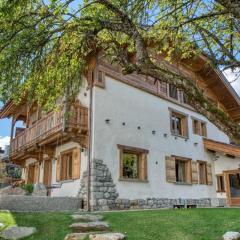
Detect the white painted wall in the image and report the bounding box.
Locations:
[91,76,240,200]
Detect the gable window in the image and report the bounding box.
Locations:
[178,90,188,104]
[198,161,207,184]
[170,109,188,138]
[216,174,225,192]
[169,84,178,99]
[56,148,81,182]
[192,118,207,137]
[118,145,148,182]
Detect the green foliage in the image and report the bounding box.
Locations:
[21,183,34,195]
[0,0,239,139]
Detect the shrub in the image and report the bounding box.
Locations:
[21,184,34,195]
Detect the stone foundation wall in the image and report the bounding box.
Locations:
[78,159,119,211]
[0,195,82,212]
[115,198,211,210]
[78,159,227,211]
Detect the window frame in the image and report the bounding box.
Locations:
[191,117,207,137]
[172,155,192,184]
[216,174,226,193]
[197,160,208,185]
[59,148,74,181]
[117,144,149,182]
[169,108,189,138]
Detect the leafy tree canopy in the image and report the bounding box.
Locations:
[0,0,239,140]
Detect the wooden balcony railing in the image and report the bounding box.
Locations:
[10,105,88,155]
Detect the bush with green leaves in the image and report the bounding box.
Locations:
[21,184,34,195]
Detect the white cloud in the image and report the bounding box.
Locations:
[0,136,10,150]
[223,69,240,96]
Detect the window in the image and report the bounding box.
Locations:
[118,145,148,181]
[169,84,178,99]
[170,110,188,137]
[192,118,207,137]
[61,152,73,181]
[122,152,139,179]
[216,175,225,192]
[198,161,207,184]
[178,90,188,104]
[56,148,81,182]
[175,158,191,183]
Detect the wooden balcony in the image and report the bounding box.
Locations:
[10,105,88,159]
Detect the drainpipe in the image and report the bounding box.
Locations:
[9,116,16,162]
[87,75,93,212]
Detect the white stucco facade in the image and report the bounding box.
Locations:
[90,75,240,201]
[21,74,240,205]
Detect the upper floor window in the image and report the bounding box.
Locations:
[118,144,148,182]
[170,109,188,138]
[192,118,207,137]
[169,84,178,99]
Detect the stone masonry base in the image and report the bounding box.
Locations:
[78,159,227,211]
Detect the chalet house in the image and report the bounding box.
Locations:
[1,55,240,211]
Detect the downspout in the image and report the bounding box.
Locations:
[9,116,16,163]
[87,75,93,212]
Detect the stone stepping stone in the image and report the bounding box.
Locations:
[64,233,89,240]
[89,233,126,240]
[1,226,36,240]
[223,232,240,240]
[70,221,109,232]
[72,214,103,222]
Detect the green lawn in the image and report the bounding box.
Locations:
[1,209,240,240]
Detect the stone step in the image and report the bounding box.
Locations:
[70,221,109,233]
[64,233,89,240]
[1,226,37,240]
[72,214,104,222]
[89,233,126,240]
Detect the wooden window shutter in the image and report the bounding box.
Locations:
[191,161,198,184]
[207,163,213,185]
[165,156,176,183]
[72,148,81,180]
[139,154,148,181]
[56,156,61,182]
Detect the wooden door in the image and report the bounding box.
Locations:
[43,160,52,187]
[27,164,35,184]
[225,170,240,206]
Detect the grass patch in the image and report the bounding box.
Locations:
[0,211,72,240]
[103,208,240,240]
[0,209,240,240]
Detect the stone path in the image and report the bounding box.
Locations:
[65,213,126,240]
[1,226,36,240]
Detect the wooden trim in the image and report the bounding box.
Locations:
[98,63,196,112]
[203,138,240,157]
[118,145,148,181]
[169,108,189,138]
[197,160,208,185]
[171,155,192,184]
[215,174,226,193]
[171,155,191,161]
[117,144,149,153]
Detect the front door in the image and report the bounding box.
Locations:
[43,160,52,187]
[225,170,240,206]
